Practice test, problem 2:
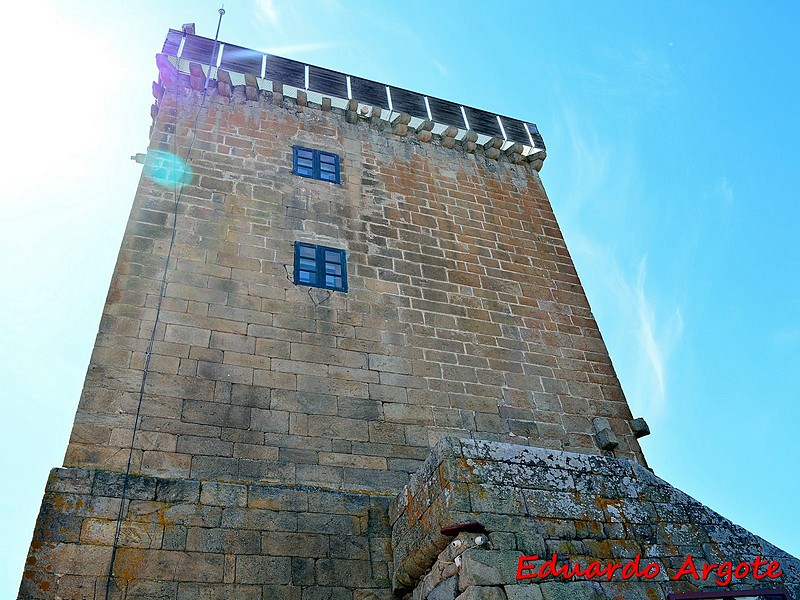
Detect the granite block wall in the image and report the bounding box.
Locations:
[63,65,645,489]
[390,438,800,600]
[21,468,393,600]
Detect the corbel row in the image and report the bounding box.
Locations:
[152,54,547,170]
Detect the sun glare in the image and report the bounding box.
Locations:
[143,150,193,188]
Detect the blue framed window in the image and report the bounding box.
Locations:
[294,242,348,292]
[292,146,340,183]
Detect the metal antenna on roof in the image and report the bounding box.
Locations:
[215,6,226,40]
[205,6,226,91]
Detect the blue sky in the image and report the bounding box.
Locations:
[2,1,798,595]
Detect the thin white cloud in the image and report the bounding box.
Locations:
[257,0,280,30]
[585,43,675,103]
[552,98,683,419]
[715,176,734,208]
[557,104,612,216]
[634,263,664,399]
[570,236,683,421]
[773,326,800,346]
[632,259,684,413]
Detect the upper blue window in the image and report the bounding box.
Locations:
[293,146,340,183]
[294,242,347,292]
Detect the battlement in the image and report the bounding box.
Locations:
[153,30,547,170]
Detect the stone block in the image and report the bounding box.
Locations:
[182,400,250,429]
[190,455,240,480]
[200,481,248,506]
[344,467,409,492]
[337,397,383,420]
[142,450,192,478]
[298,374,369,398]
[301,587,353,600]
[114,548,224,582]
[539,581,605,600]
[162,523,188,550]
[298,513,361,536]
[316,558,384,588]
[251,408,290,433]
[210,331,256,354]
[630,417,651,438]
[186,526,260,553]
[36,511,83,543]
[220,506,297,532]
[262,531,330,557]
[459,549,521,590]
[48,468,94,494]
[320,452,387,470]
[504,584,543,600]
[428,575,458,600]
[93,471,157,500]
[177,435,233,457]
[368,354,413,374]
[307,488,369,515]
[515,531,546,556]
[230,383,271,408]
[197,361,254,385]
[249,485,309,511]
[121,579,179,600]
[455,587,507,600]
[235,555,292,584]
[239,458,297,483]
[82,518,163,548]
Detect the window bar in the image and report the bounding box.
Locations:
[460,106,471,131]
[386,86,393,113]
[526,123,536,149]
[497,115,508,141]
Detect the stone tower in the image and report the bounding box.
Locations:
[20,28,800,600]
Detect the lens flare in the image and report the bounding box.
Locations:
[142,150,193,187]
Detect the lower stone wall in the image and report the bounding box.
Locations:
[23,440,800,599]
[20,468,393,600]
[390,438,800,600]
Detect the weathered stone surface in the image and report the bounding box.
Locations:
[427,576,457,600]
[454,586,507,600]
[504,584,543,600]
[156,478,201,503]
[630,417,651,438]
[459,549,521,589]
[200,481,248,506]
[539,581,605,600]
[392,438,800,599]
[21,469,393,599]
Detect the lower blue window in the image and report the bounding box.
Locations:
[294,242,347,291]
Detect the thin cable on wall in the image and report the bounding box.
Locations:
[103,8,226,599]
